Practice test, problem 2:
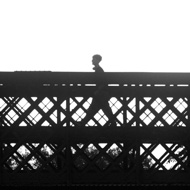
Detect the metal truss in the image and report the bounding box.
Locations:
[1,72,190,186]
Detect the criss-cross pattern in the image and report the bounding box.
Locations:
[71,141,137,175]
[0,97,58,127]
[141,143,188,171]
[70,97,123,126]
[3,143,66,172]
[139,97,188,127]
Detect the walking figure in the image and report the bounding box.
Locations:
[78,54,116,127]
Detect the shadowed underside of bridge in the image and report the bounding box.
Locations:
[1,72,190,188]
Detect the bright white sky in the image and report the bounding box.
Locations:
[0,0,190,72]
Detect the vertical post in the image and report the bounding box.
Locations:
[123,96,128,171]
[0,139,3,186]
[187,86,190,132]
[0,113,4,185]
[186,86,190,168]
[57,96,61,128]
[66,85,72,186]
[123,96,127,127]
[136,96,141,185]
[56,95,62,171]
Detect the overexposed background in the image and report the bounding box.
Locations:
[0,0,190,72]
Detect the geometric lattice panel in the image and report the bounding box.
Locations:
[71,142,136,173]
[70,97,92,124]
[139,97,188,127]
[2,143,66,172]
[70,97,123,126]
[0,97,58,127]
[1,96,187,128]
[141,143,188,171]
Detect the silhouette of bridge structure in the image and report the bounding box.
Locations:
[1,72,190,187]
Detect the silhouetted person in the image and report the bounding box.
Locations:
[78,54,116,127]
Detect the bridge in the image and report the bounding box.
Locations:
[1,71,190,188]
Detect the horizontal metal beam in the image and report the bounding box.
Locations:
[1,72,190,85]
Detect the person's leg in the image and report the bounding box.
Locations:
[77,95,116,127]
[101,100,116,126]
[80,98,101,125]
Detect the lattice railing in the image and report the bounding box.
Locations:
[1,72,190,186]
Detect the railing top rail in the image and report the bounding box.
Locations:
[1,72,190,85]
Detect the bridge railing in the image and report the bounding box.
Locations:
[1,72,190,186]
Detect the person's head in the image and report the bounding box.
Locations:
[92,54,102,66]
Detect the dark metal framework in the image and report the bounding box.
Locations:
[1,72,190,186]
